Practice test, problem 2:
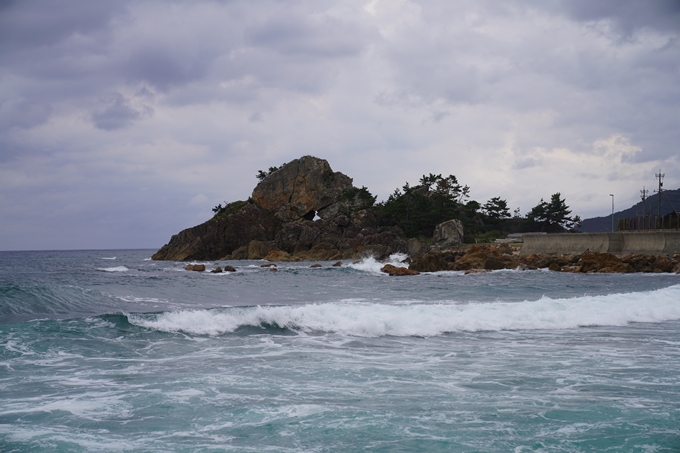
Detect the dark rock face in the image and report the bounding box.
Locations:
[251,156,354,222]
[154,155,400,261]
[152,202,277,261]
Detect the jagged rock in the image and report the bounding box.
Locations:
[453,245,516,271]
[409,251,460,272]
[152,202,277,261]
[248,240,276,260]
[231,246,248,260]
[575,252,635,273]
[432,219,464,249]
[295,243,342,261]
[381,264,420,276]
[251,156,354,222]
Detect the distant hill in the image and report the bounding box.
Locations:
[578,188,680,232]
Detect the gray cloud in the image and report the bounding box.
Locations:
[0,0,679,250]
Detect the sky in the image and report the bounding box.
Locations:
[1,0,679,251]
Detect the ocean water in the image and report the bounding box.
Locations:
[1,250,680,452]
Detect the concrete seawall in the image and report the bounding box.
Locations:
[521,231,680,256]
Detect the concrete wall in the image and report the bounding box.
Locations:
[521,231,680,256]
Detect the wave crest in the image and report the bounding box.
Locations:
[126,285,680,337]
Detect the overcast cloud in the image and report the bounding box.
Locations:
[1,0,679,250]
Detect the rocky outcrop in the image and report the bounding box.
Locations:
[154,156,400,261]
[152,201,277,261]
[407,245,680,274]
[381,264,420,276]
[432,219,464,249]
[251,156,355,222]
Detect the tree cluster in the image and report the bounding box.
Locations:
[249,168,580,242]
[375,174,580,242]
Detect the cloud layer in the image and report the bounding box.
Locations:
[1,0,679,250]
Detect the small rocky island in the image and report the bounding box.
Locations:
[153,155,680,274]
[153,156,419,261]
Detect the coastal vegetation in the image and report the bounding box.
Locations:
[303,171,581,243]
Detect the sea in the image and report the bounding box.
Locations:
[1,249,680,452]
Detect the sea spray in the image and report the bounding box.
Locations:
[127,284,680,337]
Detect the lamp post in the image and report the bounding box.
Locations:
[609,194,614,232]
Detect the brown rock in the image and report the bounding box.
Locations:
[231,246,249,260]
[264,250,299,262]
[409,251,460,272]
[381,264,420,276]
[296,243,342,261]
[223,265,236,272]
[186,264,205,272]
[310,264,322,268]
[332,261,343,267]
[454,245,517,271]
[247,240,276,260]
[576,252,634,273]
[261,263,277,267]
[211,267,223,273]
[270,267,278,272]
[548,262,561,272]
[185,264,194,271]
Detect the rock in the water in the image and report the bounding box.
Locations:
[575,252,634,273]
[251,156,354,222]
[409,250,461,272]
[381,264,420,276]
[332,261,343,267]
[261,263,277,268]
[185,264,205,272]
[211,266,223,273]
[310,263,322,268]
[223,265,236,272]
[432,219,464,248]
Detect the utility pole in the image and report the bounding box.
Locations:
[655,170,664,228]
[640,186,648,216]
[609,194,614,232]
[640,186,649,229]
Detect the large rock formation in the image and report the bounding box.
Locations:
[251,156,355,222]
[153,156,407,261]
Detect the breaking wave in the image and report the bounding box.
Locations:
[127,285,680,337]
[97,266,129,272]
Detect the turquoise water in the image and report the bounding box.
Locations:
[1,250,679,452]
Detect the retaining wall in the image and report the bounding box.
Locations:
[520,232,680,256]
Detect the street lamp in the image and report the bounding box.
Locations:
[609,194,614,232]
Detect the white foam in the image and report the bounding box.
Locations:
[100,256,116,260]
[127,284,680,337]
[98,266,129,272]
[348,253,409,274]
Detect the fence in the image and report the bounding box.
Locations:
[617,213,680,231]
